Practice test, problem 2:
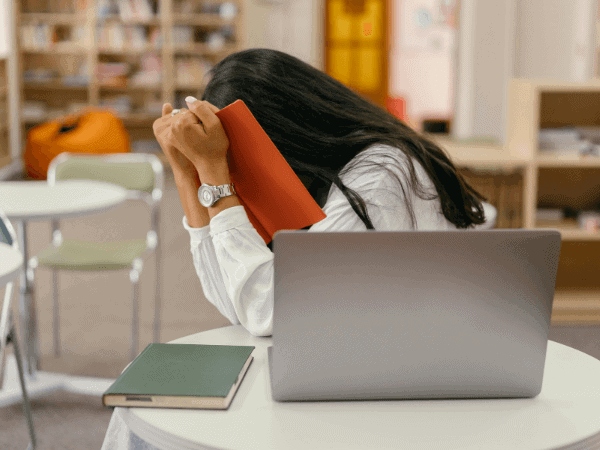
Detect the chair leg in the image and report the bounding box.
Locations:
[8,326,37,450]
[22,262,40,376]
[151,207,161,345]
[153,241,161,344]
[129,259,143,362]
[51,269,60,358]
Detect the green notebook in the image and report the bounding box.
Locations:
[103,343,255,410]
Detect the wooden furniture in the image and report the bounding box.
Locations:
[0,57,9,170]
[102,324,600,450]
[430,78,600,324]
[13,0,247,169]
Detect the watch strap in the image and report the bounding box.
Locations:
[216,183,236,198]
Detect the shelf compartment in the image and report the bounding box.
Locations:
[172,14,235,27]
[24,82,89,90]
[552,289,600,324]
[98,46,162,55]
[20,13,86,24]
[118,113,160,125]
[97,15,160,26]
[429,135,528,170]
[172,43,237,55]
[99,84,162,91]
[536,219,600,241]
[536,154,600,168]
[22,46,88,54]
[176,83,207,90]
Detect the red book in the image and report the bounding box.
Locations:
[214,100,327,245]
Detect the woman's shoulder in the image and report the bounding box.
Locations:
[351,142,406,163]
[343,142,420,183]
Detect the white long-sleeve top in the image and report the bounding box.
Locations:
[182,143,459,337]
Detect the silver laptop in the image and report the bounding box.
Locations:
[268,229,561,401]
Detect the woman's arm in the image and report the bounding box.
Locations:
[194,159,242,221]
[167,98,243,221]
[153,102,212,228]
[187,163,409,337]
[173,171,210,228]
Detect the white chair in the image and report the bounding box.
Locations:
[28,152,164,363]
[0,208,37,450]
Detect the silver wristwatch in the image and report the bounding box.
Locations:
[198,182,237,207]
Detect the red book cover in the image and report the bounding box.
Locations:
[214,100,327,245]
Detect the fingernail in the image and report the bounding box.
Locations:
[185,96,198,105]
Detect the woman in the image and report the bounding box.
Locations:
[153,48,487,337]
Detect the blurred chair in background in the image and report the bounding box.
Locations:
[0,208,37,450]
[28,153,164,364]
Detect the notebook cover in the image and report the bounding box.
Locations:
[103,343,255,398]
[214,100,327,245]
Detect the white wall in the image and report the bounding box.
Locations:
[244,0,324,70]
[453,0,598,144]
[514,0,596,81]
[390,0,457,123]
[454,0,516,143]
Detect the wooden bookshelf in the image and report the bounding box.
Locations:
[14,0,247,169]
[0,57,9,170]
[431,78,600,324]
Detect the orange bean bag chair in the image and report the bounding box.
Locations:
[23,108,130,180]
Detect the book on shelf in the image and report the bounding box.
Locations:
[98,23,162,50]
[24,0,87,13]
[173,25,194,44]
[99,95,132,114]
[20,23,87,50]
[175,56,213,86]
[537,208,564,223]
[103,343,255,410]
[577,211,600,233]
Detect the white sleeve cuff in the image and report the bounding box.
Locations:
[182,215,211,245]
[209,205,252,236]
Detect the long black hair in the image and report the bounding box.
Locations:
[201,48,486,233]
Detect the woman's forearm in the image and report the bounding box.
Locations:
[173,171,210,228]
[194,158,242,220]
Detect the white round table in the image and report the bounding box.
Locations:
[0,180,128,378]
[0,243,23,287]
[108,325,600,450]
[0,180,129,221]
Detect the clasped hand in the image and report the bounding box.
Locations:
[152,98,229,177]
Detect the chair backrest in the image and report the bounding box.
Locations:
[47,152,164,202]
[0,208,17,250]
[0,209,20,393]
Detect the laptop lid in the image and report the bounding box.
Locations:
[270,229,561,401]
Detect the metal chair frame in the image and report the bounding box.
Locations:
[0,208,37,450]
[28,152,164,363]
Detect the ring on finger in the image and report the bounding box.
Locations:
[171,109,182,117]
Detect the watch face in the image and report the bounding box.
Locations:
[199,186,214,206]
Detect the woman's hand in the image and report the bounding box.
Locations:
[153,103,198,180]
[169,98,230,170]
